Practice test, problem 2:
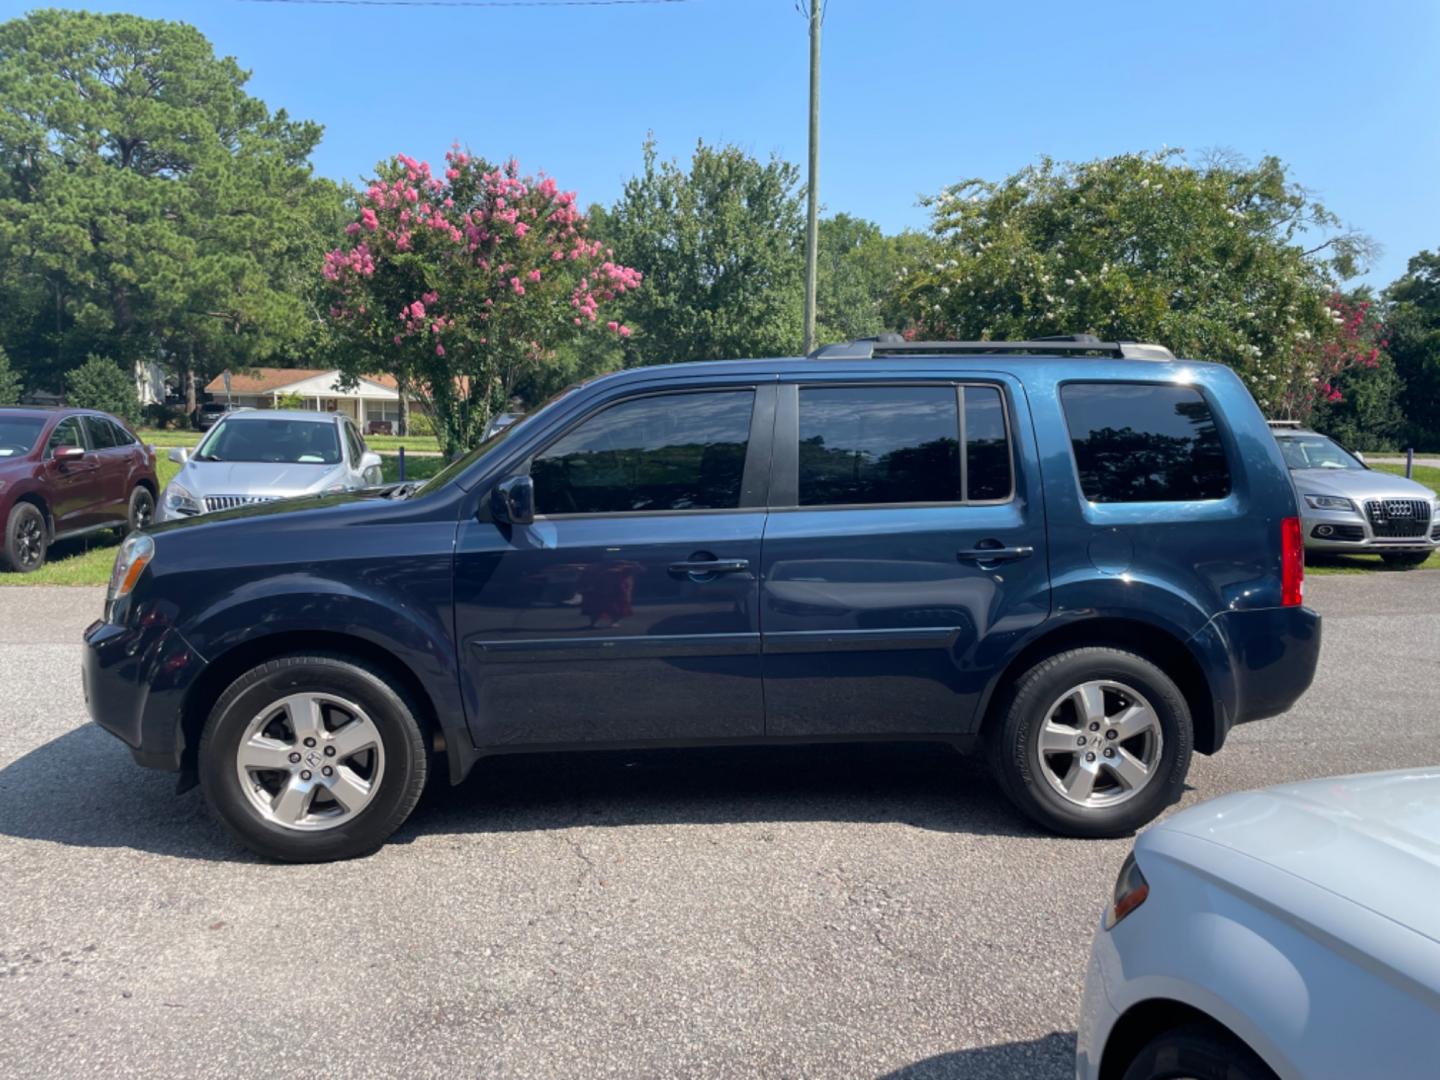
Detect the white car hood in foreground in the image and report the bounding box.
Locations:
[1157,769,1440,943]
[177,460,344,496]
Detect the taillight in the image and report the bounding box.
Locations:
[1103,851,1149,930]
[1281,516,1303,607]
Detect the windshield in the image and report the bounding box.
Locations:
[196,417,341,464]
[0,417,45,457]
[1277,434,1365,471]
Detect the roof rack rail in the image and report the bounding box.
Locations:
[808,334,1175,362]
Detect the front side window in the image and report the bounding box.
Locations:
[343,422,365,465]
[531,390,754,515]
[196,418,342,465]
[46,417,84,456]
[1061,383,1231,503]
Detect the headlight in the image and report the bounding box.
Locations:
[106,532,154,618]
[1103,851,1150,930]
[165,482,202,515]
[1303,494,1355,511]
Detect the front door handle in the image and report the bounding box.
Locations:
[668,558,751,577]
[956,545,1034,564]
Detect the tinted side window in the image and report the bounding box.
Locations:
[531,390,754,515]
[798,386,961,506]
[1061,383,1231,503]
[109,420,137,446]
[963,386,1012,501]
[46,417,83,455]
[83,416,116,449]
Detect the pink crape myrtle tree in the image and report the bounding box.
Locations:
[1271,293,1388,423]
[323,149,641,457]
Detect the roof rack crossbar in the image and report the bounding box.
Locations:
[808,335,1175,362]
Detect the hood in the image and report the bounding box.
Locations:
[1157,769,1440,943]
[1290,467,1436,502]
[176,460,345,497]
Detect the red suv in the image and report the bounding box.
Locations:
[0,407,159,573]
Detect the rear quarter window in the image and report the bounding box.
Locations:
[1061,383,1231,503]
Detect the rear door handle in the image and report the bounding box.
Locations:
[668,559,751,577]
[956,545,1034,564]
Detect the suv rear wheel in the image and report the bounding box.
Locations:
[987,647,1192,837]
[126,485,155,533]
[198,655,428,862]
[2,501,48,573]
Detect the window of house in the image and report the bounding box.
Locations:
[531,390,754,515]
[1061,383,1232,503]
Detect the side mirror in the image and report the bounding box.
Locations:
[360,450,383,472]
[168,447,189,465]
[491,475,535,526]
[53,445,85,462]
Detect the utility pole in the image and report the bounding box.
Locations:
[802,0,822,355]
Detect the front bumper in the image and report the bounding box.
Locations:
[83,616,207,771]
[1301,504,1440,553]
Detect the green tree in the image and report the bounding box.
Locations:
[0,9,346,401]
[66,353,139,423]
[899,151,1375,418]
[594,138,805,365]
[1385,250,1440,449]
[815,214,939,343]
[0,345,19,405]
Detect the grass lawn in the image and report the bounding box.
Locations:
[136,428,442,454]
[1371,461,1440,489]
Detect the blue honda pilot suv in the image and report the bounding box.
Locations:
[84,336,1321,862]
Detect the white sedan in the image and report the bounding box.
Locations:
[157,410,384,521]
[1077,768,1440,1080]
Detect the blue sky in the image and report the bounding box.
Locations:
[6,0,1437,286]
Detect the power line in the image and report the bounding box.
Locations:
[237,0,687,7]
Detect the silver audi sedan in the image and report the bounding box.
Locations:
[1270,422,1439,566]
[156,410,384,522]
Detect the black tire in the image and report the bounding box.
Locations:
[985,647,1192,838]
[1120,1022,1277,1080]
[198,655,428,862]
[1381,550,1431,568]
[126,485,155,533]
[2,501,48,573]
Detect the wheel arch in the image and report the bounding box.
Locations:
[977,616,1221,755]
[12,490,53,536]
[178,629,462,786]
[1098,999,1262,1080]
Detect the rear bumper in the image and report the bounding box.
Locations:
[1215,605,1322,728]
[83,617,207,771]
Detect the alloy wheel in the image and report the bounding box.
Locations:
[234,692,386,831]
[15,515,43,569]
[132,492,154,530]
[1035,679,1163,808]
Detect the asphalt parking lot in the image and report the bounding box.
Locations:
[1,576,1436,1078]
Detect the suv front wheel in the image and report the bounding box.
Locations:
[2,501,48,573]
[987,647,1192,837]
[198,655,428,862]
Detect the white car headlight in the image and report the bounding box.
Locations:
[1304,494,1355,511]
[165,482,202,515]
